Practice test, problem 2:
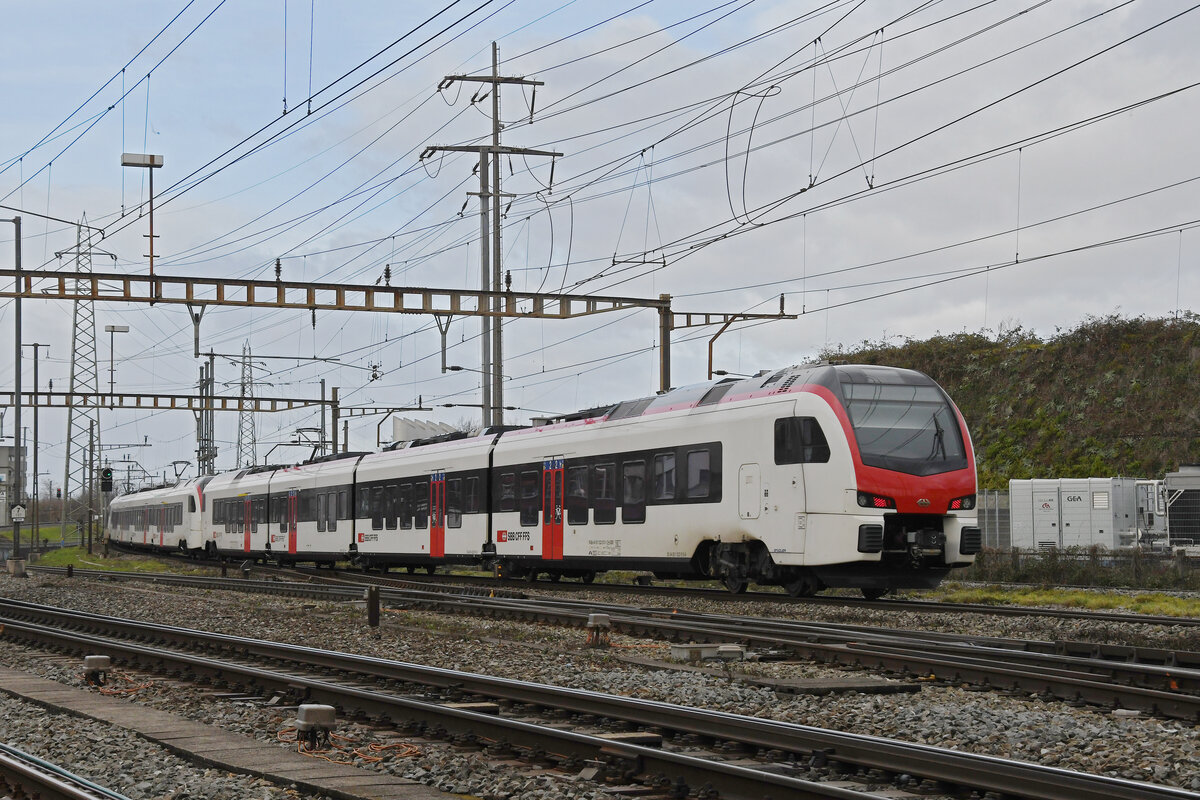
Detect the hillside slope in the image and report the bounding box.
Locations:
[821,314,1200,490]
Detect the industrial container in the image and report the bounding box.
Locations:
[1009,478,1139,550]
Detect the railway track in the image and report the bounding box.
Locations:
[109,543,1200,627]
[26,565,1200,720]
[0,596,1193,800]
[0,741,130,800]
[327,566,1200,628]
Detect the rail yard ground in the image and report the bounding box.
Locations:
[0,558,1197,798]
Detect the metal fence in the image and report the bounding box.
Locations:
[977,490,1010,549]
[963,545,1200,588]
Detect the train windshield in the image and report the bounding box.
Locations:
[840,379,967,476]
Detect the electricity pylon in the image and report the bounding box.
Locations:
[235,341,256,468]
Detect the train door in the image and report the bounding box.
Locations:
[738,463,761,520]
[542,457,564,560]
[429,470,446,558]
[1032,489,1060,549]
[243,496,253,552]
[287,490,299,554]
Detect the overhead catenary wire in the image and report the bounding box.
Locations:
[7,1,1195,466]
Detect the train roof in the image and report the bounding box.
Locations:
[510,363,941,434]
[178,364,941,475]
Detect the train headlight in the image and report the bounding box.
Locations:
[948,495,976,511]
[856,491,895,510]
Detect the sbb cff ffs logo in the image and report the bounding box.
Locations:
[100,467,114,492]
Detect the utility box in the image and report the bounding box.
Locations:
[1164,466,1200,548]
[1009,478,1139,550]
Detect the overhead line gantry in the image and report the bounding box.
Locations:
[0,268,795,394]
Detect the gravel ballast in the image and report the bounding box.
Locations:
[1,571,1197,797]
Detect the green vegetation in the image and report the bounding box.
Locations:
[32,546,185,574]
[921,582,1200,617]
[0,523,83,546]
[822,313,1200,489]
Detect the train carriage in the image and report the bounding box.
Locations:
[205,467,275,560]
[107,478,211,553]
[349,433,495,571]
[267,453,365,566]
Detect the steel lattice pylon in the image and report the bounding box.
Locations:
[61,221,103,533]
[235,341,256,468]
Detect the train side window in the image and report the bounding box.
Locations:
[357,487,371,519]
[774,417,831,464]
[414,480,429,529]
[465,477,480,514]
[371,486,384,531]
[653,453,676,502]
[497,472,517,512]
[317,494,327,532]
[687,450,711,499]
[328,492,338,533]
[339,490,349,520]
[520,470,541,527]
[447,478,463,528]
[385,484,398,530]
[188,496,196,513]
[593,463,616,524]
[566,466,589,525]
[399,484,413,530]
[622,461,646,523]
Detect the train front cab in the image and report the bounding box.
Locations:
[809,366,980,596]
[708,366,981,598]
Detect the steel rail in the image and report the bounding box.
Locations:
[0,601,1193,800]
[520,593,1200,688]
[297,566,1200,629]
[413,593,1200,721]
[0,744,131,800]
[0,615,875,800]
[28,567,1200,718]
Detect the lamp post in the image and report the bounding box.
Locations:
[120,153,164,291]
[105,325,130,398]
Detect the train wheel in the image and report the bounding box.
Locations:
[525,569,539,583]
[580,571,596,584]
[547,571,562,582]
[425,565,437,576]
[861,587,888,600]
[722,575,749,594]
[784,575,818,598]
[406,566,416,574]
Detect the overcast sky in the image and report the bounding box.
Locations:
[2,0,1198,490]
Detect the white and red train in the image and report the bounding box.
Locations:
[107,363,981,597]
